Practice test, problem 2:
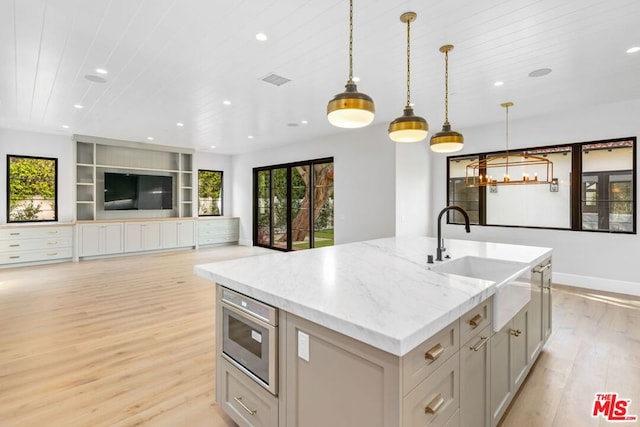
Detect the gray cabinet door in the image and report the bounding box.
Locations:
[460,325,491,427]
[490,327,511,427]
[284,313,399,427]
[510,308,529,390]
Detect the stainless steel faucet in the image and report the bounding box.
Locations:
[436,206,471,261]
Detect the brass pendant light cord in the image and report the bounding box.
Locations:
[443,49,449,125]
[405,15,411,107]
[348,0,353,82]
[505,103,510,176]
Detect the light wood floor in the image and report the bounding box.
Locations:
[1,248,639,427]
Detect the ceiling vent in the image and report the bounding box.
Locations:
[260,73,291,86]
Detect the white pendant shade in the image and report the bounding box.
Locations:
[389,128,428,143]
[327,107,375,128]
[430,141,464,153]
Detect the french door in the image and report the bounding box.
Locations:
[254,158,334,251]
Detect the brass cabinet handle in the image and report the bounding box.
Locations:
[233,396,257,416]
[533,262,552,273]
[469,314,483,328]
[425,393,445,414]
[10,232,20,236]
[470,336,489,351]
[425,343,444,361]
[48,241,58,245]
[9,244,20,247]
[48,230,59,234]
[510,329,522,337]
[9,256,20,259]
[47,252,58,256]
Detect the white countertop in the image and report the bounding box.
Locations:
[194,236,551,356]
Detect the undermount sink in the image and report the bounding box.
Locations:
[429,256,531,331]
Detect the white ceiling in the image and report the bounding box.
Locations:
[1,0,639,155]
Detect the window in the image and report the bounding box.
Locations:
[446,138,636,234]
[254,158,334,251]
[7,155,58,223]
[198,170,223,216]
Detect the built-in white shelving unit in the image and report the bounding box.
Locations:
[74,136,194,221]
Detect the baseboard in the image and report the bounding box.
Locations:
[553,272,640,297]
[238,239,253,247]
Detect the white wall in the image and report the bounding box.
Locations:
[0,128,74,224]
[231,123,396,246]
[396,142,430,236]
[430,99,640,295]
[194,151,233,217]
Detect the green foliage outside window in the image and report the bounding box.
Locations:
[7,155,57,222]
[198,170,223,215]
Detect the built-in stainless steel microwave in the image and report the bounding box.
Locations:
[220,287,278,395]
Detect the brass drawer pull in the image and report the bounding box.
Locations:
[48,230,59,234]
[233,396,257,416]
[47,252,58,256]
[425,343,444,361]
[425,393,445,414]
[9,256,20,259]
[510,329,522,337]
[470,336,489,351]
[48,241,58,245]
[9,244,20,247]
[10,232,20,236]
[469,314,483,328]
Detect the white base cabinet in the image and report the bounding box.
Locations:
[162,220,195,248]
[124,222,162,252]
[79,219,196,258]
[79,223,124,257]
[198,218,239,246]
[0,225,73,267]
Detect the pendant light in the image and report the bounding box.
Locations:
[430,45,464,153]
[465,102,554,186]
[388,12,428,143]
[327,0,375,129]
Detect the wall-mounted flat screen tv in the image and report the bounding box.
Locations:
[104,172,172,210]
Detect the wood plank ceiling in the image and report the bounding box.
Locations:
[0,0,639,154]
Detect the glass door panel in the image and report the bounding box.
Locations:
[257,170,271,246]
[291,166,310,250]
[271,168,288,250]
[313,163,334,248]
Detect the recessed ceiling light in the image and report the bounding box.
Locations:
[176,122,184,127]
[147,136,154,141]
[73,104,84,109]
[352,76,360,82]
[301,120,308,125]
[223,100,231,106]
[627,46,640,54]
[85,75,107,83]
[61,124,69,129]
[528,68,552,78]
[494,81,504,87]
[210,145,216,149]
[95,68,108,74]
[256,33,268,41]
[248,135,254,139]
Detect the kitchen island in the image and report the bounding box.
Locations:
[195,236,552,427]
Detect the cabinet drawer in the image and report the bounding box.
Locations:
[403,320,458,395]
[0,247,72,264]
[199,234,239,245]
[460,298,492,345]
[0,237,72,253]
[403,352,459,427]
[218,358,278,427]
[199,219,239,233]
[0,226,72,240]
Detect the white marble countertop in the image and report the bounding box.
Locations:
[194,236,551,356]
